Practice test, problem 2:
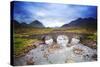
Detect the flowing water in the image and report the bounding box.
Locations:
[14,43,97,66]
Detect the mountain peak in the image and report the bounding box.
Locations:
[29,20,44,28]
[62,17,97,30]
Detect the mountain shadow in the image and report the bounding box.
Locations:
[29,20,44,28]
[12,20,44,28]
[62,17,97,30]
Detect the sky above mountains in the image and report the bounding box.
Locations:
[12,1,97,27]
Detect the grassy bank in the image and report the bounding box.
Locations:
[13,27,97,57]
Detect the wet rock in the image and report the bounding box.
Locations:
[92,54,97,60]
[73,47,84,55]
[71,37,80,45]
[42,35,54,46]
[26,57,34,65]
[83,40,97,49]
[14,35,97,65]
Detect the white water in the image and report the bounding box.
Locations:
[14,36,97,65]
[14,43,96,65]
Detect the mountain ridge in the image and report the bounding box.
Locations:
[12,20,44,28]
[62,17,97,30]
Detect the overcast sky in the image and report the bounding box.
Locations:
[12,1,97,27]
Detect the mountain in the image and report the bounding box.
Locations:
[12,20,44,28]
[21,22,29,27]
[29,20,44,28]
[62,18,97,30]
[12,20,21,28]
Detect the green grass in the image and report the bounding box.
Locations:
[13,27,97,57]
[13,28,54,57]
[62,28,95,34]
[86,33,97,41]
[13,37,39,57]
[15,28,54,35]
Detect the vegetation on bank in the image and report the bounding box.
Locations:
[13,27,97,57]
[13,37,40,58]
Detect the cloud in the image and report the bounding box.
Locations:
[13,1,97,27]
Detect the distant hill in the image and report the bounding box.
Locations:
[20,22,29,27]
[12,20,44,28]
[29,20,44,28]
[62,18,97,30]
[12,20,21,28]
